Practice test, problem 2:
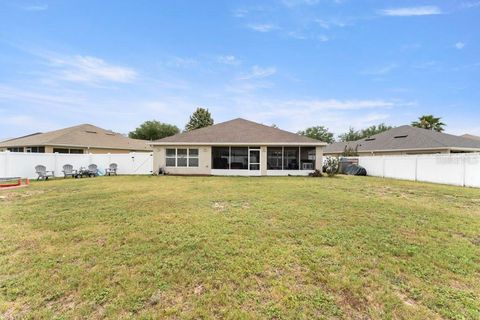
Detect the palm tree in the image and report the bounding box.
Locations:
[411,115,446,132]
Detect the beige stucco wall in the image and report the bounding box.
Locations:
[260,146,267,175]
[315,146,324,170]
[153,145,212,175]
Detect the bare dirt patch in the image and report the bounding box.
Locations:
[0,190,45,201]
[212,201,250,211]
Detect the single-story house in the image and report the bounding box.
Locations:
[325,125,480,156]
[0,124,151,154]
[151,118,326,176]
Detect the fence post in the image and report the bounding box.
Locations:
[3,151,9,177]
[382,156,385,178]
[54,152,58,178]
[131,152,136,173]
[414,156,418,182]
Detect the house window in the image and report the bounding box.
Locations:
[267,147,283,170]
[230,147,248,169]
[166,148,176,167]
[267,147,316,170]
[212,147,230,169]
[300,147,315,170]
[53,148,84,154]
[177,149,188,167]
[188,149,199,167]
[25,146,45,153]
[7,147,24,152]
[165,148,199,167]
[284,147,299,170]
[53,148,70,154]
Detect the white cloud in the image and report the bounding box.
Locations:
[282,0,320,7]
[239,66,277,80]
[414,60,440,70]
[317,35,329,42]
[283,99,395,111]
[461,1,480,8]
[48,55,137,84]
[225,82,273,94]
[247,23,278,32]
[379,6,442,16]
[164,56,197,68]
[235,98,409,133]
[22,4,48,11]
[314,18,347,29]
[362,64,398,76]
[0,85,84,107]
[233,9,249,18]
[287,31,329,42]
[455,42,466,50]
[217,55,241,66]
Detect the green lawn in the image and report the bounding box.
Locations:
[0,176,479,319]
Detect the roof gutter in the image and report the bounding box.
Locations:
[324,146,480,154]
[0,143,152,151]
[150,142,327,146]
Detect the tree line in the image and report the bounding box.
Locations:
[128,107,214,141]
[129,108,446,144]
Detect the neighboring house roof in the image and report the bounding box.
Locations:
[461,134,480,141]
[0,124,151,151]
[152,118,326,145]
[325,125,480,154]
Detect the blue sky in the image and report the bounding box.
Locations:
[0,0,479,140]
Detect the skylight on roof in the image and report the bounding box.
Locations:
[394,135,408,139]
[365,138,376,141]
[85,130,98,134]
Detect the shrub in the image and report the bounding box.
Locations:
[324,157,339,177]
[308,169,323,177]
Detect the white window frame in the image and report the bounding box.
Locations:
[248,147,261,171]
[165,148,199,168]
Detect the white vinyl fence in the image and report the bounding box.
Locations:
[0,152,153,179]
[351,153,480,188]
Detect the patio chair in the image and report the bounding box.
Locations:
[105,163,118,176]
[62,164,76,178]
[35,165,54,181]
[87,164,98,177]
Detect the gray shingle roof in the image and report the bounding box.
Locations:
[461,134,480,141]
[0,124,151,151]
[152,118,326,145]
[325,125,480,154]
